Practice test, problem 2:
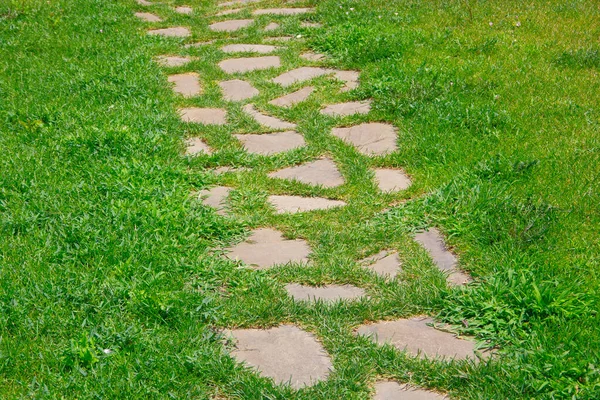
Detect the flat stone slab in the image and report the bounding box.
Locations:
[321,100,371,116]
[156,55,192,67]
[243,104,296,129]
[219,56,281,73]
[175,6,193,14]
[135,12,162,22]
[414,228,471,286]
[301,22,322,28]
[269,86,314,107]
[215,8,242,16]
[268,195,346,214]
[253,8,313,15]
[268,158,344,188]
[148,27,191,37]
[185,138,212,155]
[168,73,201,97]
[225,228,310,268]
[300,52,325,61]
[360,250,402,279]
[334,70,360,92]
[331,123,397,156]
[356,317,480,360]
[219,79,259,101]
[221,44,279,54]
[374,168,411,192]
[137,0,152,5]
[219,0,261,6]
[209,19,254,32]
[272,67,333,87]
[285,284,365,303]
[264,22,280,31]
[225,325,332,388]
[235,131,305,155]
[374,381,447,400]
[179,107,227,125]
[197,186,231,215]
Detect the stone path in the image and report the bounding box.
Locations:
[219,79,259,101]
[268,158,344,188]
[219,55,281,73]
[285,283,366,303]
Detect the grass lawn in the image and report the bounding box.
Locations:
[1,0,599,398]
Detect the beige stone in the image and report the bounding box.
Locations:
[175,6,193,14]
[215,8,242,16]
[197,186,231,215]
[332,123,397,156]
[135,12,162,22]
[179,107,227,125]
[321,100,371,116]
[243,104,296,129]
[272,67,333,87]
[185,138,212,155]
[235,131,305,155]
[361,250,402,278]
[156,55,192,67]
[269,86,314,107]
[168,73,201,97]
[253,8,313,15]
[219,79,259,101]
[218,0,261,7]
[268,158,344,188]
[268,195,346,214]
[374,168,411,192]
[148,27,191,37]
[264,22,280,31]
[374,381,447,400]
[221,44,278,54]
[209,19,254,32]
[300,52,325,61]
[137,0,152,6]
[334,70,360,91]
[219,56,281,73]
[285,284,366,303]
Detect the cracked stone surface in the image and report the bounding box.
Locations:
[300,52,325,61]
[374,381,447,400]
[135,12,162,22]
[221,44,279,54]
[209,19,254,32]
[264,22,280,31]
[156,55,192,67]
[148,27,191,37]
[235,131,305,155]
[269,86,314,107]
[243,104,296,129]
[285,284,366,303]
[356,317,481,360]
[224,325,332,388]
[321,100,371,116]
[225,228,310,269]
[197,186,231,215]
[374,168,412,192]
[334,70,360,92]
[268,195,346,214]
[268,158,344,188]
[215,8,242,16]
[253,8,313,15]
[219,79,259,101]
[168,73,201,97]
[360,250,402,279]
[219,56,281,73]
[175,6,193,14]
[185,138,212,155]
[272,67,333,87]
[179,107,227,125]
[332,123,397,156]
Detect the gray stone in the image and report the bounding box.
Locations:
[374,381,447,400]
[414,228,471,286]
[356,317,481,360]
[215,8,242,16]
[179,107,227,125]
[218,0,261,7]
[264,22,280,31]
[156,55,192,67]
[225,228,310,269]
[268,195,346,214]
[243,104,296,129]
[235,131,305,155]
[253,8,313,15]
[331,123,397,156]
[175,6,193,14]
[197,186,231,215]
[269,86,313,107]
[321,100,371,116]
[361,250,402,278]
[219,79,259,101]
[301,22,322,28]
[285,283,365,303]
[272,67,333,87]
[221,44,278,54]
[148,27,191,37]
[219,56,281,73]
[209,19,254,32]
[135,12,162,22]
[334,70,360,92]
[225,325,332,388]
[374,168,411,192]
[185,138,212,155]
[300,52,325,61]
[168,73,201,97]
[268,158,344,188]
[184,40,215,48]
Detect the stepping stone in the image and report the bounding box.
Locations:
[137,0,152,5]
[269,86,314,107]
[213,166,251,174]
[360,250,402,279]
[414,228,471,286]
[253,8,313,15]
[135,12,162,22]
[272,67,333,87]
[215,8,242,16]
[225,228,310,268]
[148,27,191,37]
[197,186,231,215]
[209,19,254,32]
[156,55,192,67]
[175,6,193,14]
[301,22,322,28]
[219,56,281,73]
[168,73,201,97]
[321,100,372,116]
[268,195,346,214]
[355,317,481,360]
[219,0,261,7]
[264,22,280,31]
[184,40,215,48]
[374,381,447,400]
[219,79,259,101]
[224,325,332,388]
[300,52,325,61]
[265,36,293,42]
[285,283,365,303]
[268,158,343,188]
[221,44,278,54]
[185,138,212,155]
[374,168,411,192]
[235,131,305,155]
[179,107,227,125]
[334,70,360,91]
[243,104,296,129]
[331,122,397,156]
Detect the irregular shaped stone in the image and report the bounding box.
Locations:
[168,73,201,97]
[272,67,333,87]
[215,8,242,16]
[269,86,314,107]
[356,317,482,360]
[414,228,471,286]
[225,325,332,388]
[374,381,447,400]
[253,8,313,15]
[219,56,281,73]
[360,250,402,279]
[300,52,325,61]
[285,284,365,303]
[268,195,346,214]
[331,123,397,156]
[137,0,152,6]
[148,27,191,37]
[301,22,322,28]
[225,228,310,268]
[235,131,305,155]
[179,107,227,125]
[209,19,254,32]
[221,44,278,54]
[334,70,360,92]
[184,40,215,48]
[219,79,259,101]
[321,100,371,116]
[374,168,411,192]
[268,158,343,188]
[219,0,261,7]
[135,12,162,22]
[156,55,192,67]
[264,22,280,31]
[185,138,212,155]
[175,6,193,14]
[197,186,231,215]
[243,104,296,129]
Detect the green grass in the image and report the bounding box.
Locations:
[1,0,599,398]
